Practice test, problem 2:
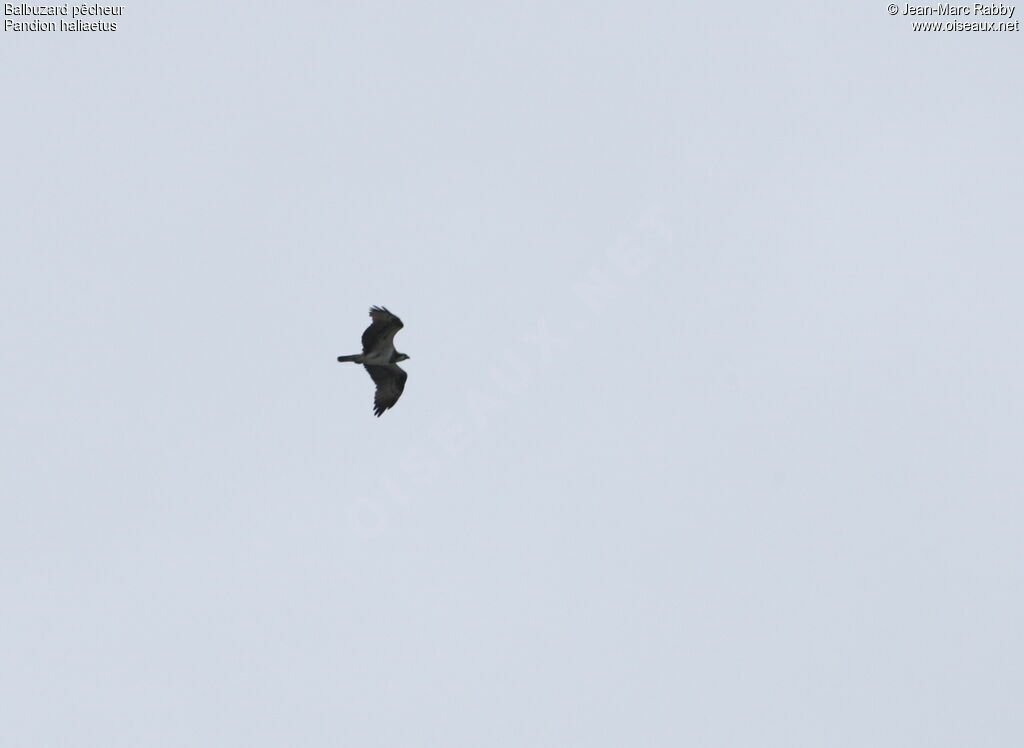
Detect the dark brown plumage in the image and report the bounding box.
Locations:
[337,306,410,416]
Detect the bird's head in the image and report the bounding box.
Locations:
[395,353,411,362]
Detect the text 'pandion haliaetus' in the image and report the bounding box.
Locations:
[337,306,410,416]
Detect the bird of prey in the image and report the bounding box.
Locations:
[337,306,411,416]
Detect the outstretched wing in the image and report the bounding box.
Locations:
[361,306,404,355]
[364,363,408,416]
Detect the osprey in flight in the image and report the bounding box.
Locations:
[337,306,410,416]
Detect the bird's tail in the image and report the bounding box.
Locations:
[337,354,363,363]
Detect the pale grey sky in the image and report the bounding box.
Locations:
[2,3,1022,746]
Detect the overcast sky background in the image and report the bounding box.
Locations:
[2,2,1022,746]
